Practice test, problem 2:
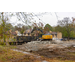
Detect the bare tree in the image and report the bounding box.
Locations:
[57,17,73,40]
[16,12,33,25]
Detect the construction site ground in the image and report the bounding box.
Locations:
[16,40,75,62]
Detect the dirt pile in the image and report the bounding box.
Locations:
[17,40,75,52]
[16,40,75,61]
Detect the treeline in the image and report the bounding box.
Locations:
[0,12,75,45]
[0,19,75,39]
[40,23,75,39]
[44,17,75,40]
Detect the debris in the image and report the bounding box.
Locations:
[15,40,75,61]
[17,40,75,52]
[49,49,53,52]
[73,46,75,47]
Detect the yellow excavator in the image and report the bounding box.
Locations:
[31,27,53,41]
[42,33,52,40]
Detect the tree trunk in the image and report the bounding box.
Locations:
[67,37,69,41]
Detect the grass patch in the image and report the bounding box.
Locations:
[0,45,24,61]
[67,52,75,56]
[45,57,75,62]
[0,45,45,62]
[67,47,71,49]
[0,45,75,62]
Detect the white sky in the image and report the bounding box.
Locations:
[10,12,75,27]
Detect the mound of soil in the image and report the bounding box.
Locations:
[16,41,75,61]
[32,47,75,61]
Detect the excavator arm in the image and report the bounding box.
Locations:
[31,27,43,33]
[31,27,52,41]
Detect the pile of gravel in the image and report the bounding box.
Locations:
[17,40,75,52]
[27,41,51,44]
[18,41,51,51]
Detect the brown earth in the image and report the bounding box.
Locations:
[31,47,75,61]
[13,47,75,62]
[17,40,75,62]
[1,42,75,62]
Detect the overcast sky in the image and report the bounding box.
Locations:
[10,12,75,27]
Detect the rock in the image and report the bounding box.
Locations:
[47,45,54,48]
[52,40,63,44]
[49,49,53,51]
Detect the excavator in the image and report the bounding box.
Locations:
[31,27,53,41]
[9,27,52,45]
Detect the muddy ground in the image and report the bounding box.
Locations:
[16,40,75,61]
[31,47,75,61]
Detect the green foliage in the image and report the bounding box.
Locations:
[70,31,75,38]
[56,17,75,40]
[0,23,13,39]
[54,24,75,38]
[0,12,14,44]
[5,23,13,31]
[44,24,53,31]
[62,26,75,38]
[54,25,62,32]
[0,41,6,45]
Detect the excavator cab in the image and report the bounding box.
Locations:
[42,33,52,40]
